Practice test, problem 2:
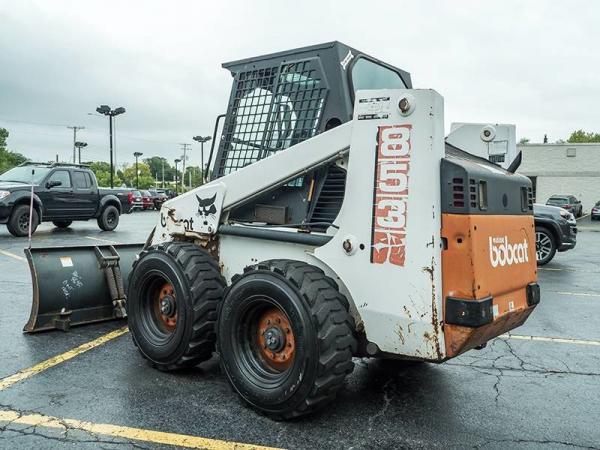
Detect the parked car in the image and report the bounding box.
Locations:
[546,194,583,218]
[0,162,128,236]
[148,189,168,210]
[533,203,577,265]
[140,190,154,210]
[128,190,143,211]
[591,201,600,220]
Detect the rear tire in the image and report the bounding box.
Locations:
[52,220,72,229]
[97,205,119,231]
[7,204,39,237]
[535,226,556,266]
[128,242,225,370]
[218,260,357,420]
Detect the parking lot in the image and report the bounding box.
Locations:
[0,211,598,449]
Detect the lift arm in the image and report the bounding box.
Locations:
[151,122,353,244]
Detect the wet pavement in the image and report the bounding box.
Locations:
[0,211,599,449]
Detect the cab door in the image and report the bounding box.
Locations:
[72,171,97,217]
[39,169,74,219]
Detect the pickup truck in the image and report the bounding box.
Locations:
[0,162,131,237]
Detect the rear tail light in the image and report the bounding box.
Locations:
[127,192,133,204]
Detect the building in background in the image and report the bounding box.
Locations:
[518,143,600,211]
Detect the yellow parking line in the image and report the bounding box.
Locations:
[0,410,280,450]
[0,327,128,391]
[500,334,600,346]
[0,248,26,261]
[85,235,122,244]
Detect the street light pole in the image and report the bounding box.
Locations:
[68,126,85,164]
[75,141,88,164]
[134,152,143,189]
[95,105,126,189]
[161,158,165,189]
[193,135,212,184]
[174,159,181,195]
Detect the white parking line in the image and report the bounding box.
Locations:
[0,248,26,261]
[500,334,600,346]
[577,213,590,221]
[553,291,600,298]
[85,236,122,245]
[539,267,600,273]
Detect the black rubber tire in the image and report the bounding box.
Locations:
[52,220,72,228]
[97,205,119,231]
[535,226,556,266]
[218,259,357,420]
[7,204,39,237]
[128,242,225,370]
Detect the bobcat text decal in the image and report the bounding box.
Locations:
[370,125,412,266]
[489,236,529,268]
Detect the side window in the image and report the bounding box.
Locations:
[73,171,90,189]
[85,172,94,187]
[48,170,71,188]
[351,58,406,92]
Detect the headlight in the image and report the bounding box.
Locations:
[559,209,575,223]
[0,191,10,200]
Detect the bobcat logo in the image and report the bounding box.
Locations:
[196,193,217,218]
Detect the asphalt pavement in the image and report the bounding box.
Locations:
[0,211,598,449]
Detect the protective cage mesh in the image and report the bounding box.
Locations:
[217,59,328,178]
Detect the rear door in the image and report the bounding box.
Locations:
[72,171,98,217]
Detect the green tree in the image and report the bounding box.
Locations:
[0,128,27,173]
[518,137,530,144]
[122,162,155,189]
[89,161,122,187]
[182,165,204,190]
[567,130,600,143]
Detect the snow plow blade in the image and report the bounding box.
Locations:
[23,243,144,333]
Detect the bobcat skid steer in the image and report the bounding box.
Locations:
[30,42,540,419]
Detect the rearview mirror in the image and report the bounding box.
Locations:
[46,180,62,189]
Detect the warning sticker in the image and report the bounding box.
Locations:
[357,96,391,120]
[59,256,73,268]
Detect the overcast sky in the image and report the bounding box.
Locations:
[1,0,599,168]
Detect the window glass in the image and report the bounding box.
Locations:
[85,172,94,187]
[48,170,71,188]
[73,171,89,189]
[351,58,406,92]
[0,166,51,183]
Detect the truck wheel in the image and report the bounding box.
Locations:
[52,220,72,229]
[7,204,39,237]
[218,260,357,420]
[535,226,556,266]
[128,242,225,370]
[97,205,119,231]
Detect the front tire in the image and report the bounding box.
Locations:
[535,226,556,266]
[52,220,72,229]
[128,242,225,370]
[97,205,119,231]
[218,260,357,420]
[7,204,39,237]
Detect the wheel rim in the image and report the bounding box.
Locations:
[256,307,295,371]
[107,211,116,225]
[233,296,297,384]
[536,231,552,261]
[18,212,30,232]
[139,274,179,339]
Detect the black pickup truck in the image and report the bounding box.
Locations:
[0,163,131,237]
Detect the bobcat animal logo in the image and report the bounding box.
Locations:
[196,193,217,218]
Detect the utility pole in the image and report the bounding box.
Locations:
[179,143,191,190]
[67,126,85,163]
[161,158,165,189]
[174,159,181,195]
[134,152,143,189]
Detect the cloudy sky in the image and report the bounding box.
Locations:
[1,0,599,168]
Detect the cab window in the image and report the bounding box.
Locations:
[47,170,71,188]
[73,171,91,189]
[351,58,406,92]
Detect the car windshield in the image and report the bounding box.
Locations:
[596,201,600,207]
[547,197,568,205]
[132,190,141,196]
[0,166,51,184]
[142,191,151,196]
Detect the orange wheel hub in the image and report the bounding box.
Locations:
[155,282,177,332]
[257,307,295,371]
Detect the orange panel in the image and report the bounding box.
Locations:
[441,214,538,357]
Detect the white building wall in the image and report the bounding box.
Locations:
[517,143,600,211]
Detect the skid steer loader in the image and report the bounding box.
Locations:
[27,42,539,419]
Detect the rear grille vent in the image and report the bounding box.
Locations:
[469,179,478,208]
[527,187,533,211]
[452,177,465,207]
[310,166,346,227]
